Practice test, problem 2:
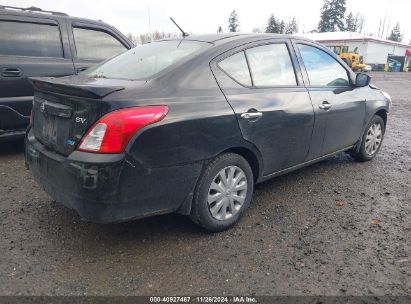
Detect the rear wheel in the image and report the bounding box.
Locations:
[351,115,385,162]
[190,153,254,232]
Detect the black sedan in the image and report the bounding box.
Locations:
[25,34,391,231]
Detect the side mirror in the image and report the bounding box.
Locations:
[355,73,371,87]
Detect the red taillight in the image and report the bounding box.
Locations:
[77,106,168,154]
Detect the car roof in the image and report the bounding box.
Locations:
[162,33,312,45]
[0,6,110,26]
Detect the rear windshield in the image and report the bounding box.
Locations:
[84,40,209,80]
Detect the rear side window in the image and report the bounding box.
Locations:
[0,21,62,57]
[298,44,349,87]
[73,27,127,60]
[85,40,209,80]
[218,51,252,86]
[246,44,297,87]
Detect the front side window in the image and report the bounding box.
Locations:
[0,21,62,57]
[245,44,297,87]
[218,51,252,86]
[73,27,127,60]
[298,44,350,87]
[84,40,209,80]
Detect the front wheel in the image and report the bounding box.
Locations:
[351,115,385,162]
[190,153,254,232]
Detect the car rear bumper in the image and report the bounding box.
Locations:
[0,129,26,142]
[25,129,203,223]
[0,97,32,132]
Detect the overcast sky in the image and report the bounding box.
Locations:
[3,0,411,42]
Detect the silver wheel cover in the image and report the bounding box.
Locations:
[365,122,383,156]
[207,166,248,221]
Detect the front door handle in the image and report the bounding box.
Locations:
[1,68,22,77]
[241,112,263,120]
[319,101,332,110]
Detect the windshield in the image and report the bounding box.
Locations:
[84,40,210,80]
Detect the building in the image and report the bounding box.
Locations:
[297,31,411,69]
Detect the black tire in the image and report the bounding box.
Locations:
[190,153,254,232]
[350,115,385,162]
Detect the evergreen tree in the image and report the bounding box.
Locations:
[265,15,288,34]
[285,18,298,34]
[265,14,278,33]
[217,26,223,33]
[279,21,285,34]
[318,0,346,32]
[330,0,346,31]
[228,10,240,32]
[318,0,331,32]
[388,23,403,42]
[345,12,355,31]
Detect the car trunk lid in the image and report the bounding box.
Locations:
[30,76,127,156]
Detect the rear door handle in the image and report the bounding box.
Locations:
[241,112,263,120]
[319,101,332,110]
[1,68,22,77]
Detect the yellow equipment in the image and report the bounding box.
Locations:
[329,46,367,71]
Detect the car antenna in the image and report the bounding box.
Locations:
[170,17,189,37]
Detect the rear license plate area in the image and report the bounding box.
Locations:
[41,115,58,144]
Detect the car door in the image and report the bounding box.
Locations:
[212,40,314,175]
[294,41,366,159]
[67,22,130,73]
[0,16,74,132]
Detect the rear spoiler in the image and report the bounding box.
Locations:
[29,77,125,99]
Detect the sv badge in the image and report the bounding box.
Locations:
[75,117,87,124]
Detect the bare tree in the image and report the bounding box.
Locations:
[127,33,138,45]
[345,12,365,33]
[285,17,299,34]
[139,33,151,44]
[127,31,179,45]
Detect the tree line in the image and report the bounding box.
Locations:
[127,0,405,45]
[225,0,404,42]
[225,10,299,34]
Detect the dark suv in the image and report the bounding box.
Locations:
[0,6,133,141]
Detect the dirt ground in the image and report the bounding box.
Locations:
[0,72,410,296]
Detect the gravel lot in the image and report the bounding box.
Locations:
[0,72,410,296]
